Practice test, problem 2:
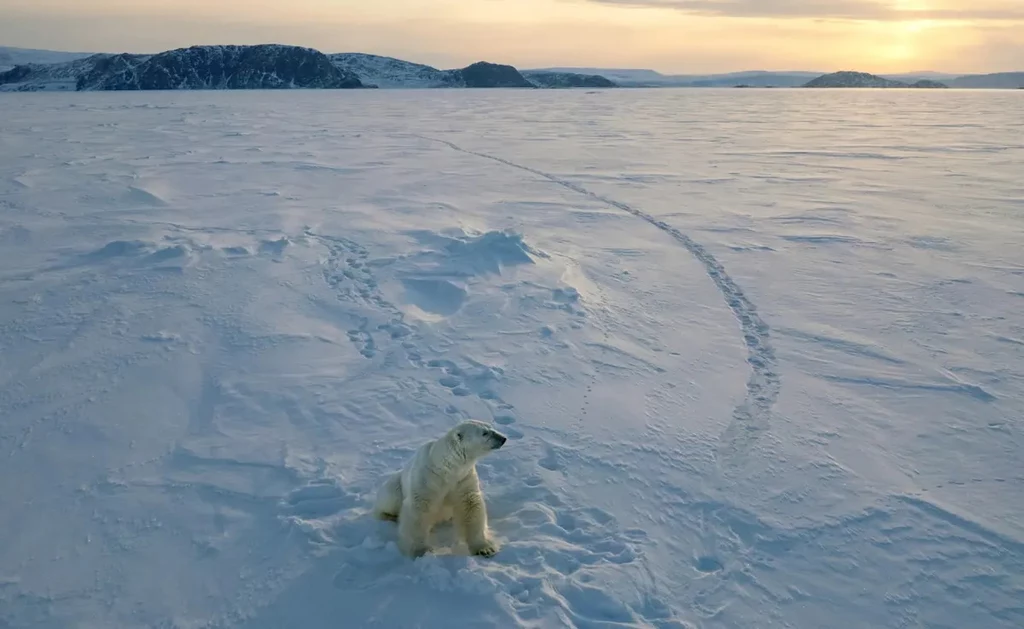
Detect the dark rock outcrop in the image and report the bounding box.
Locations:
[522,71,616,88]
[0,65,32,85]
[76,54,150,90]
[86,45,363,90]
[452,62,533,88]
[910,79,949,89]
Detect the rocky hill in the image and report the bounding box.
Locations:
[74,54,152,91]
[89,45,363,90]
[2,47,616,91]
[328,53,460,88]
[453,62,534,88]
[522,71,616,88]
[2,45,363,91]
[804,71,947,88]
[910,79,949,89]
[329,55,564,88]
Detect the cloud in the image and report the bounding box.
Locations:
[584,0,1024,22]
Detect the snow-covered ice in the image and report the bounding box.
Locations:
[1,88,1022,628]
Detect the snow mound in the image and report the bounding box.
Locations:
[125,185,169,207]
[392,230,545,320]
[437,229,540,276]
[87,239,154,259]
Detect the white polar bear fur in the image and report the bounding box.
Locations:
[374,419,508,558]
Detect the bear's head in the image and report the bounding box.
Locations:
[449,420,507,461]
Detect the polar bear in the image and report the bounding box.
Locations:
[373,419,508,558]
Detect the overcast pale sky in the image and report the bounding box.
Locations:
[2,0,1022,73]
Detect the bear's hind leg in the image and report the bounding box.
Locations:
[397,495,433,558]
[373,472,403,522]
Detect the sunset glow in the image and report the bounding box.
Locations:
[1,0,1021,73]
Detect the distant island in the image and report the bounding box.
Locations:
[803,71,949,88]
[531,66,1022,89]
[2,44,1023,92]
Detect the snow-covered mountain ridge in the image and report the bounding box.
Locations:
[1,46,616,91]
[1,45,364,91]
[2,45,1021,92]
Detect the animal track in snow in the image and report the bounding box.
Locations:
[416,135,780,463]
[477,451,684,627]
[270,461,685,628]
[311,231,399,362]
[309,230,528,435]
[491,413,524,441]
[346,327,377,359]
[694,555,724,573]
[538,446,565,472]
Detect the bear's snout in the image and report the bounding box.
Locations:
[491,433,507,449]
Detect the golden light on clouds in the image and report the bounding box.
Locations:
[1,0,1021,73]
[893,0,928,10]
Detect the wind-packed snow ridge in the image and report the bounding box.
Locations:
[416,134,780,457]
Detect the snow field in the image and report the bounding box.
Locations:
[1,88,1022,628]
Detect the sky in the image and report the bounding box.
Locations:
[1,0,1022,74]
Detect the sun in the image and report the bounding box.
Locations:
[902,19,938,34]
[904,20,924,33]
[881,42,917,63]
[875,18,939,67]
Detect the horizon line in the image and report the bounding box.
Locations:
[1,43,1021,77]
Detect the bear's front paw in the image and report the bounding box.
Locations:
[469,539,499,558]
[398,539,429,558]
[410,545,429,558]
